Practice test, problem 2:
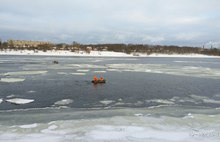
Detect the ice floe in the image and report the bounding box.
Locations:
[106,64,220,79]
[77,69,90,72]
[0,78,25,83]
[100,100,115,105]
[171,94,220,105]
[183,113,194,119]
[70,73,86,75]
[145,99,175,105]
[54,99,73,106]
[19,123,38,129]
[2,70,47,76]
[67,64,106,69]
[134,113,144,117]
[27,90,36,93]
[5,98,34,105]
[94,71,106,73]
[202,98,220,104]
[6,95,16,98]
[57,72,68,75]
[1,107,220,142]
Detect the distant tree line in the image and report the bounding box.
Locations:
[0,40,220,56]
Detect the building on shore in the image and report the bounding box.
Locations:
[7,40,52,48]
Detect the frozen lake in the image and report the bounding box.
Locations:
[0,55,220,142]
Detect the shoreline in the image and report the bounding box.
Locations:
[0,49,220,58]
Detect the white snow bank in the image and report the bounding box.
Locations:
[1,49,219,58]
[0,78,25,83]
[5,98,34,105]
[0,50,131,57]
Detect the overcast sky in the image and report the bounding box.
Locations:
[0,0,220,47]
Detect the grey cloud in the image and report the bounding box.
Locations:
[0,0,220,46]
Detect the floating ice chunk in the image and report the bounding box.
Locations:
[208,115,216,117]
[6,98,34,105]
[54,99,73,106]
[190,94,208,100]
[57,72,68,75]
[134,113,143,117]
[107,69,121,72]
[6,94,16,98]
[0,78,25,83]
[183,113,194,119]
[70,73,86,75]
[100,100,115,105]
[135,101,144,106]
[94,71,106,73]
[27,90,36,93]
[2,70,47,76]
[67,64,106,69]
[77,69,90,72]
[146,99,175,105]
[114,102,126,106]
[202,98,220,104]
[0,98,3,104]
[91,59,103,62]
[118,98,123,101]
[48,125,58,130]
[57,106,70,109]
[106,64,220,79]
[19,123,38,128]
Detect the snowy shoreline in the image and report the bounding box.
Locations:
[0,49,219,58]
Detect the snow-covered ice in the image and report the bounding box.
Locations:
[0,78,25,83]
[5,98,34,105]
[1,71,47,76]
[54,99,73,106]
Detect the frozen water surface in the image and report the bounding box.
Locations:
[0,56,220,141]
